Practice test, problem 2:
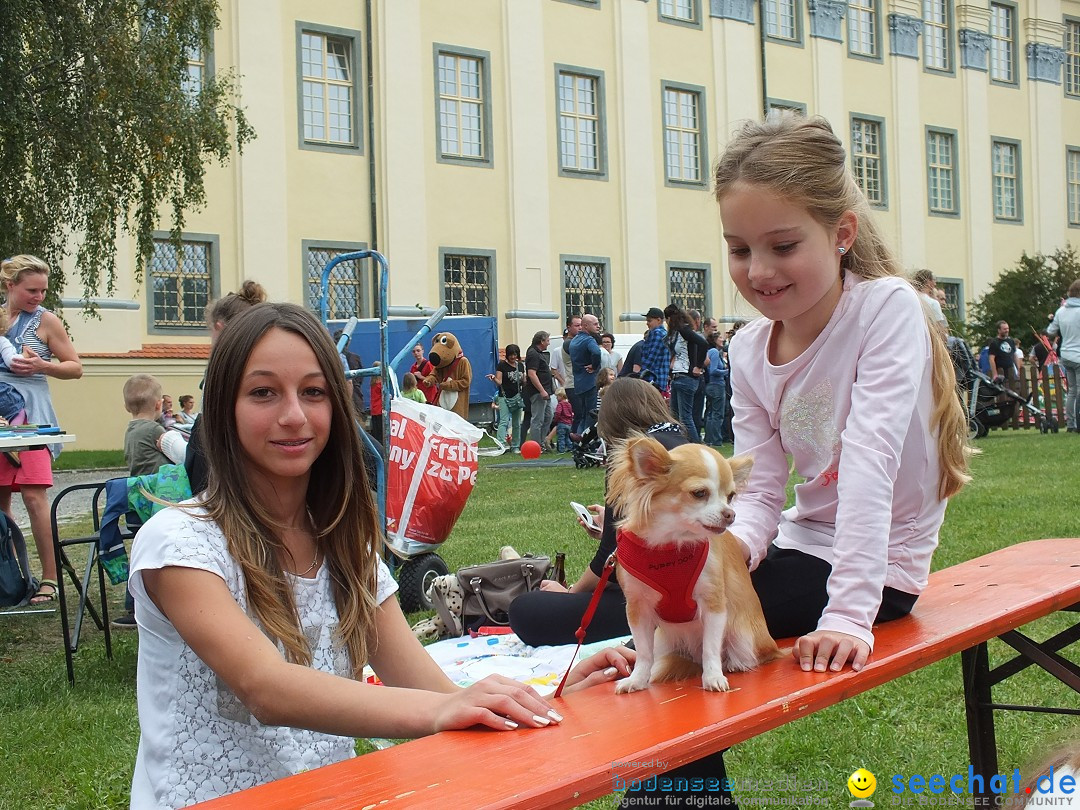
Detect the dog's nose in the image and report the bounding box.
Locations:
[720,506,735,524]
[428,352,440,365]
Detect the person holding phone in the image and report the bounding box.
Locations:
[508,378,687,646]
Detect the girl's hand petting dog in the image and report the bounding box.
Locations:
[561,646,637,694]
[793,630,870,673]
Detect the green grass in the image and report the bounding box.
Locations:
[2,432,1078,808]
[53,449,126,471]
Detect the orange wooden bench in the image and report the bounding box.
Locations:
[194,537,1080,809]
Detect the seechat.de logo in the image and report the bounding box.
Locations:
[849,768,877,807]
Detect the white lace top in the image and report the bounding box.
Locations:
[128,503,397,809]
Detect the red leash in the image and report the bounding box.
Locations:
[553,553,617,698]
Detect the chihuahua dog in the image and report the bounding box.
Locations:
[606,435,783,693]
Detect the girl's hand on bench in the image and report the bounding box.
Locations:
[561,645,637,694]
[793,630,870,673]
[436,674,563,732]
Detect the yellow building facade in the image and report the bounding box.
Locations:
[53,0,1080,448]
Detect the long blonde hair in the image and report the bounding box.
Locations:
[713,114,970,499]
[200,302,381,676]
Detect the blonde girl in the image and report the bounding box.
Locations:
[128,303,626,808]
[0,255,83,604]
[623,113,971,810]
[715,114,969,671]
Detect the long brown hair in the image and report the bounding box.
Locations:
[713,114,970,499]
[200,302,381,675]
[206,279,267,329]
[597,378,684,442]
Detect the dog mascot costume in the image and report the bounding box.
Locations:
[424,332,472,420]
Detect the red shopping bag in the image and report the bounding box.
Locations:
[386,398,483,546]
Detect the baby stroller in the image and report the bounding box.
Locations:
[967,370,1057,438]
[571,420,605,469]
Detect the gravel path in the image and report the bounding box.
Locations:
[8,468,128,531]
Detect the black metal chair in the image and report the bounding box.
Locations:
[50,480,138,685]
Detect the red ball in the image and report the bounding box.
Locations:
[520,440,542,460]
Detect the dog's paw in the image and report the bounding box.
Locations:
[701,670,731,692]
[614,673,651,694]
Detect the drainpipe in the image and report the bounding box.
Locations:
[365,0,378,316]
[758,0,769,115]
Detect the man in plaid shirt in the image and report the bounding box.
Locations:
[638,306,670,394]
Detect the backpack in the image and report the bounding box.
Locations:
[0,512,34,607]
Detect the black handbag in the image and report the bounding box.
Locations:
[433,554,551,635]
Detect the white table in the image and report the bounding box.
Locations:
[0,432,76,450]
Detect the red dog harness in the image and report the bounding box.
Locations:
[616,529,708,623]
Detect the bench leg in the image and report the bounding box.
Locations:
[962,643,999,807]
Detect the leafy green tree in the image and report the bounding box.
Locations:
[966,245,1080,349]
[0,0,253,311]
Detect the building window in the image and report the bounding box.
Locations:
[927,129,957,214]
[847,0,878,58]
[851,118,885,206]
[1067,148,1080,227]
[436,50,489,163]
[937,279,963,320]
[557,69,604,175]
[659,0,698,24]
[149,237,214,329]
[989,3,1016,83]
[301,31,355,146]
[764,0,798,40]
[767,99,807,116]
[183,45,205,97]
[306,247,363,320]
[668,266,708,315]
[562,260,606,324]
[1065,19,1080,97]
[663,85,705,184]
[992,139,1021,221]
[443,253,492,316]
[923,0,952,71]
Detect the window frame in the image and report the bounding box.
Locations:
[991,137,1023,224]
[295,22,363,154]
[658,0,703,30]
[666,262,712,317]
[850,114,889,209]
[440,248,496,317]
[661,81,709,188]
[922,0,955,75]
[146,231,220,335]
[935,277,965,322]
[1067,147,1080,228]
[1065,16,1080,98]
[559,254,611,328]
[847,0,882,62]
[554,64,608,180]
[988,1,1019,86]
[303,240,369,321]
[926,127,960,217]
[433,44,494,168]
[763,0,803,45]
[766,98,808,116]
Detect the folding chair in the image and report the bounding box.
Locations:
[50,479,138,686]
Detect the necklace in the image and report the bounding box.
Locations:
[291,546,320,577]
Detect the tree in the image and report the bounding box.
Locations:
[0,0,254,312]
[965,245,1080,349]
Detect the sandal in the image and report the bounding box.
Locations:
[29,579,59,606]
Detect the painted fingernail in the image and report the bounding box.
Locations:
[504,719,519,729]
[547,710,563,722]
[603,667,618,677]
[532,715,551,726]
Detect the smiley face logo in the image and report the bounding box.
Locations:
[847,768,876,799]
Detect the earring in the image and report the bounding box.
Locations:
[837,247,847,255]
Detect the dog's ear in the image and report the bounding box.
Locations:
[727,454,754,491]
[625,436,672,480]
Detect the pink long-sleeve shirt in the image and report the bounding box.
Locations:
[728,274,945,649]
